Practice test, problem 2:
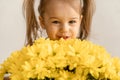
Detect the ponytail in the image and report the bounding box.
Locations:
[23,0,39,45]
[80,0,95,40]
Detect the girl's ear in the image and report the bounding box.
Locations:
[80,15,83,21]
[80,15,83,24]
[39,16,45,29]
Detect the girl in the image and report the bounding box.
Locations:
[23,0,95,46]
[4,0,95,79]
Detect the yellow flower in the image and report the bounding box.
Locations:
[0,38,120,80]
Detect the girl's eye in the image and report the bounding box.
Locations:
[52,21,60,24]
[69,20,76,24]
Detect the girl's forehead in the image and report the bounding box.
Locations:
[45,0,80,8]
[46,0,81,4]
[43,0,81,19]
[44,0,81,12]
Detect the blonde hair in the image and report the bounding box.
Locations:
[23,0,95,45]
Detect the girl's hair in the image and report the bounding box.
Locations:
[23,0,95,45]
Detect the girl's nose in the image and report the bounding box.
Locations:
[60,23,69,32]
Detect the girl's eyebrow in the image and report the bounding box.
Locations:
[70,17,79,19]
[49,17,79,20]
[49,17,59,20]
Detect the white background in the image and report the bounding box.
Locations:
[0,0,120,63]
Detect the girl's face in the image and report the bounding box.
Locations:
[39,0,82,40]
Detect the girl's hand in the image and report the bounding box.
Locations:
[4,77,10,80]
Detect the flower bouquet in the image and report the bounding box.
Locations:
[0,38,120,80]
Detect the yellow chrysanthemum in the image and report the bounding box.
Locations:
[0,38,120,80]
